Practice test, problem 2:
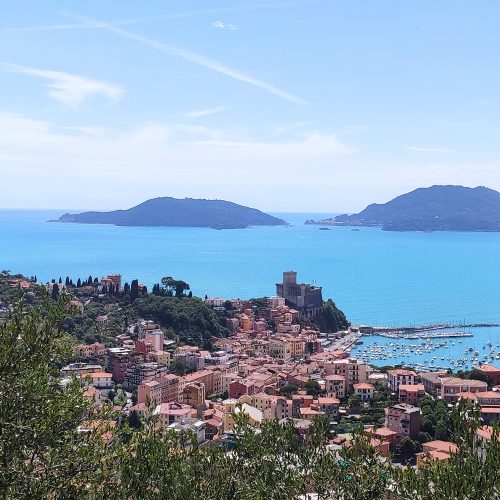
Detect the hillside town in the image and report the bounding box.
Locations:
[8,269,493,467]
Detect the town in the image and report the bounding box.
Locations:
[3,269,498,470]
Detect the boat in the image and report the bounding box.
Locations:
[319,227,331,231]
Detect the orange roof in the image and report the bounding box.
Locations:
[477,364,500,373]
[388,369,416,376]
[423,440,458,454]
[419,450,451,461]
[90,372,112,378]
[373,427,397,437]
[317,397,340,404]
[457,391,478,400]
[399,384,425,392]
[353,383,374,390]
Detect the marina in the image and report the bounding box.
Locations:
[350,325,500,371]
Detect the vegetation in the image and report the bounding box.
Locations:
[54,197,288,229]
[315,185,500,232]
[1,295,499,499]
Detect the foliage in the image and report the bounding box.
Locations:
[314,298,350,333]
[280,384,299,396]
[2,293,499,500]
[132,294,228,350]
[305,379,323,396]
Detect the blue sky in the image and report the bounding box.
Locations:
[1,1,499,212]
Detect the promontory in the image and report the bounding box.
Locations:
[52,197,288,229]
[306,185,500,232]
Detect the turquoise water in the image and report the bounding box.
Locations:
[350,328,500,369]
[1,210,500,334]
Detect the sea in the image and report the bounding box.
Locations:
[2,209,500,369]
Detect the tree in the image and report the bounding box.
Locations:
[127,410,142,430]
[51,283,59,301]
[280,384,299,396]
[130,280,139,301]
[397,437,420,463]
[88,276,93,286]
[123,282,130,293]
[58,277,62,284]
[0,293,109,498]
[161,276,190,298]
[435,418,448,440]
[348,394,361,409]
[65,276,70,287]
[305,380,322,397]
[76,278,81,288]
[469,369,489,383]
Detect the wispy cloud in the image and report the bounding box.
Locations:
[60,13,310,105]
[3,63,124,107]
[407,146,455,153]
[1,3,320,33]
[185,106,226,119]
[211,21,238,30]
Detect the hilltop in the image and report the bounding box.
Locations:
[52,197,287,229]
[307,185,500,231]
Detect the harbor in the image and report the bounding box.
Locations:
[349,324,500,371]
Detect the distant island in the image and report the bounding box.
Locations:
[305,185,500,232]
[51,197,288,230]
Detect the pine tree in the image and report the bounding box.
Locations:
[76,278,81,288]
[51,284,59,301]
[130,280,139,301]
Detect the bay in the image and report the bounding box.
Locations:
[1,209,500,333]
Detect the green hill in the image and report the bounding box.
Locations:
[53,197,287,229]
[310,185,500,231]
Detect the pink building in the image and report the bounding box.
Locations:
[398,384,425,405]
[154,402,193,428]
[385,403,421,442]
[229,379,256,399]
[387,369,417,392]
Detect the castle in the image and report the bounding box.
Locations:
[276,271,323,317]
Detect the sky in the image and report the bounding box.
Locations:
[1,1,500,212]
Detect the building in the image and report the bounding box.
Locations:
[168,418,206,444]
[353,382,374,401]
[316,397,340,419]
[182,382,206,408]
[387,369,417,392]
[327,358,367,392]
[88,372,113,389]
[229,379,255,399]
[138,374,180,405]
[385,403,421,442]
[398,384,426,405]
[276,271,323,317]
[439,377,488,402]
[154,402,193,429]
[480,406,500,424]
[417,440,458,467]
[101,274,122,291]
[475,426,500,461]
[124,362,169,390]
[475,364,500,386]
[324,374,347,399]
[419,371,448,396]
[75,342,106,359]
[105,347,135,384]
